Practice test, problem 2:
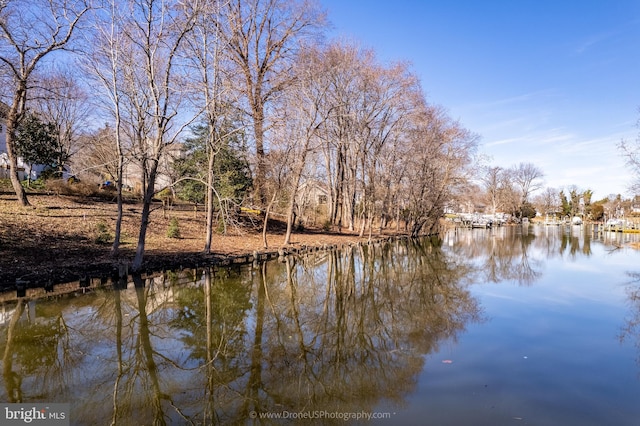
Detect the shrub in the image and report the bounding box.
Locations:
[157,187,173,202]
[94,221,112,244]
[44,179,104,197]
[167,217,181,239]
[21,177,46,190]
[43,179,72,195]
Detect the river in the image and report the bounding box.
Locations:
[1,225,639,425]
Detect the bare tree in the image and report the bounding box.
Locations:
[221,0,325,206]
[83,0,131,255]
[314,42,379,232]
[479,166,504,216]
[185,0,247,253]
[354,60,421,238]
[0,0,89,205]
[511,162,544,206]
[619,134,640,194]
[32,68,91,178]
[376,124,410,233]
[533,187,560,218]
[499,168,522,218]
[114,0,201,271]
[402,104,478,236]
[77,125,122,183]
[270,45,331,245]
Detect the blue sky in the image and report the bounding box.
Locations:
[321,0,640,200]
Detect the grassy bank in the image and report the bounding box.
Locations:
[0,189,399,289]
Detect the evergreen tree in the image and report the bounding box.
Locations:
[559,190,571,216]
[14,114,59,184]
[174,124,252,213]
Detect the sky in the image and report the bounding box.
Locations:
[321,0,640,200]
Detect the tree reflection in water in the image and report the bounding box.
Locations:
[255,241,482,415]
[0,297,81,405]
[0,237,482,425]
[447,225,599,287]
[621,272,640,369]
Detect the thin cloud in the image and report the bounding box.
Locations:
[484,129,574,148]
[484,137,523,147]
[467,89,560,110]
[575,19,640,55]
[536,131,575,145]
[575,30,620,54]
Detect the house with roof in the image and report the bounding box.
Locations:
[631,196,640,214]
[295,180,330,226]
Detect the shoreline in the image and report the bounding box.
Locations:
[12,233,407,288]
[1,233,413,302]
[1,193,416,291]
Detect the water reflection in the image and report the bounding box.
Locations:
[2,299,25,402]
[1,297,81,406]
[0,238,482,425]
[447,225,640,383]
[444,225,636,287]
[621,272,640,369]
[3,228,640,424]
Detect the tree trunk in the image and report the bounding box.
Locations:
[262,192,277,249]
[2,298,25,403]
[204,148,216,253]
[284,199,296,245]
[132,160,158,271]
[27,164,33,187]
[111,123,125,257]
[332,145,345,227]
[5,122,30,206]
[322,144,335,226]
[284,161,305,245]
[253,102,267,206]
[347,165,357,231]
[368,212,374,241]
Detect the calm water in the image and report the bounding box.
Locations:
[1,225,640,425]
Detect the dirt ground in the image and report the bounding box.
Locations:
[0,192,396,289]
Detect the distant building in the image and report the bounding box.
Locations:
[631,196,640,214]
[297,180,329,206]
[295,180,330,225]
[121,143,186,194]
